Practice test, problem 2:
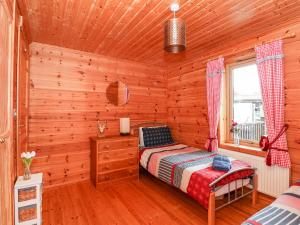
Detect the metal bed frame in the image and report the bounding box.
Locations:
[208,168,258,225]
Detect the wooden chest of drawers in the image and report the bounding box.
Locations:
[90,136,139,187]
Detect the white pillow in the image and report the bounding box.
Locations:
[139,125,167,147]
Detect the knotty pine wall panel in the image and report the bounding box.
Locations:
[167,23,300,183]
[29,43,167,187]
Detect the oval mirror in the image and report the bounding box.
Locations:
[106,81,129,106]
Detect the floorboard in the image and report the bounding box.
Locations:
[42,171,273,225]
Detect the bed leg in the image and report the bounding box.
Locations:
[208,192,215,225]
[252,174,258,206]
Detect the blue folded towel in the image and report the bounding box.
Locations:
[212,155,231,171]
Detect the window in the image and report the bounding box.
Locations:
[223,60,267,147]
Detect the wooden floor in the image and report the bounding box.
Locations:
[42,171,273,225]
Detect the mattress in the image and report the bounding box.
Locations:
[140,143,254,209]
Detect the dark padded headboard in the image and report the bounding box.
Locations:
[130,122,167,137]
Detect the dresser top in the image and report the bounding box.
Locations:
[90,135,138,142]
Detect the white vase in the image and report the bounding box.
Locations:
[234,132,240,146]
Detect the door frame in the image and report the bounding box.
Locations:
[15,15,30,175]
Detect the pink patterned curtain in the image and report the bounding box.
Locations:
[204,57,224,152]
[255,40,291,168]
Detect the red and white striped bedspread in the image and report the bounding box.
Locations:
[140,144,254,209]
[243,181,300,225]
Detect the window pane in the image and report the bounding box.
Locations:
[232,63,267,142]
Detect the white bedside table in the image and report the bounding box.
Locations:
[14,173,43,225]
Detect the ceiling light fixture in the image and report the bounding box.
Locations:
[164,2,186,53]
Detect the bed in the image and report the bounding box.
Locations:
[131,122,258,225]
[242,181,300,225]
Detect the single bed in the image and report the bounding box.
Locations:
[131,122,258,225]
[242,181,300,225]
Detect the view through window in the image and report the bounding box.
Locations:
[231,62,267,143]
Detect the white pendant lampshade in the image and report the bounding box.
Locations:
[164,3,186,53]
[120,118,130,136]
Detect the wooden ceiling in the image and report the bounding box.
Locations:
[24,0,300,65]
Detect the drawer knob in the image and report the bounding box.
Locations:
[104,145,110,149]
[105,166,109,170]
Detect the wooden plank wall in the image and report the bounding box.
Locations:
[29,43,167,187]
[167,22,300,183]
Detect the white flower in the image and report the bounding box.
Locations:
[25,152,31,159]
[21,152,26,158]
[30,151,36,157]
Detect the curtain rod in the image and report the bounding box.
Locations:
[206,32,296,63]
[256,32,296,46]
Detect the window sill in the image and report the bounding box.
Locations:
[219,143,266,157]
